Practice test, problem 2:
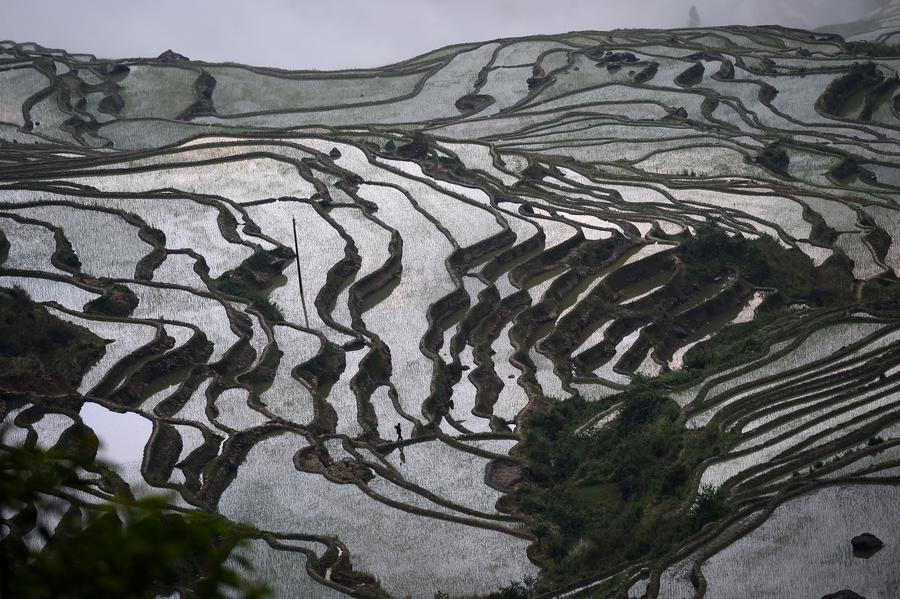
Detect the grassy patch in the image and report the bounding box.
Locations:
[507,226,861,590]
[84,284,139,318]
[434,578,539,599]
[860,77,900,121]
[682,317,772,371]
[863,278,900,304]
[755,142,789,175]
[680,224,853,303]
[509,380,733,589]
[845,41,900,58]
[817,62,883,116]
[212,248,291,322]
[864,226,892,264]
[0,286,106,394]
[829,157,863,181]
[674,61,705,87]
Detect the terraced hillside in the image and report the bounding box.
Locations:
[3,3,900,598]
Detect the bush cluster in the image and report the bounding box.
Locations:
[511,382,732,587]
[817,62,883,115]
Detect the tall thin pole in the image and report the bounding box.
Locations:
[292,217,310,328]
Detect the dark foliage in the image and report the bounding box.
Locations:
[510,382,732,588]
[0,286,106,394]
[755,142,790,174]
[84,283,139,317]
[213,248,290,322]
[0,436,269,599]
[679,224,853,303]
[675,61,705,87]
[829,157,864,181]
[860,76,900,121]
[0,228,9,264]
[633,62,660,84]
[845,41,900,58]
[396,132,430,159]
[817,62,884,116]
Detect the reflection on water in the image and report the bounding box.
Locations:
[80,402,152,466]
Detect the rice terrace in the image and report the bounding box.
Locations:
[2,1,900,597]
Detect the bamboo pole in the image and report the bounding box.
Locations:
[292,217,310,328]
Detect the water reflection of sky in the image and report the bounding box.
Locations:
[80,402,152,465]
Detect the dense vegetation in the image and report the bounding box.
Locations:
[679,225,853,303]
[84,283,139,317]
[845,41,900,57]
[506,226,862,589]
[0,435,269,599]
[817,62,884,115]
[0,286,106,394]
[213,248,291,321]
[674,225,854,372]
[755,142,790,175]
[507,382,731,588]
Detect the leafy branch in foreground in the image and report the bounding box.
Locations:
[0,433,270,599]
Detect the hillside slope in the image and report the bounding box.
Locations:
[2,6,900,598]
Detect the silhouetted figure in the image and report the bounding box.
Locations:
[395,422,402,442]
[448,399,455,410]
[689,5,701,28]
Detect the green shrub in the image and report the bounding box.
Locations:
[0,433,270,599]
[679,224,852,303]
[817,62,883,115]
[828,157,863,181]
[84,284,139,317]
[845,41,900,57]
[212,249,290,322]
[511,381,733,588]
[756,142,789,174]
[690,485,729,531]
[0,286,106,393]
[675,61,705,86]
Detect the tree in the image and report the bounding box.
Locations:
[690,484,729,531]
[689,5,701,28]
[532,522,549,551]
[0,433,270,599]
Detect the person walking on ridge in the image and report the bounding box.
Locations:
[395,422,402,442]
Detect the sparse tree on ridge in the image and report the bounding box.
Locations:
[689,5,701,28]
